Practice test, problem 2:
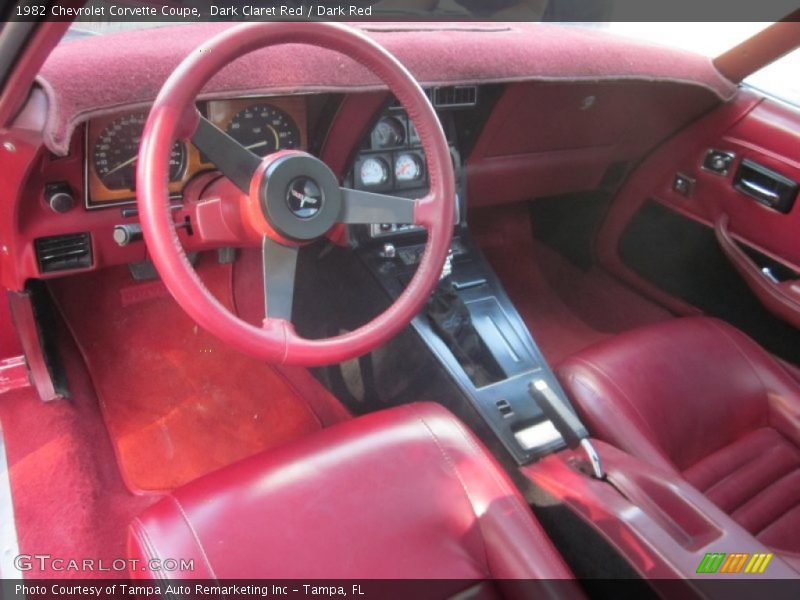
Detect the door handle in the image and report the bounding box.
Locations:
[738,178,781,202]
[715,214,800,329]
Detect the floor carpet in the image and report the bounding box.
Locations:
[0,321,155,578]
[48,251,349,493]
[471,203,673,365]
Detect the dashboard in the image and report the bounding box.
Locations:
[9,72,720,293]
[13,87,474,285]
[85,96,307,208]
[0,20,735,293]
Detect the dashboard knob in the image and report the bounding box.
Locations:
[381,243,397,259]
[113,224,143,247]
[45,183,75,213]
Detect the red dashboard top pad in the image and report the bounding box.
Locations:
[35,22,736,156]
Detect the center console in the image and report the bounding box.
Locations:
[360,229,571,464]
[346,93,576,465]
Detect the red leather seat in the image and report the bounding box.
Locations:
[128,402,574,587]
[557,317,800,563]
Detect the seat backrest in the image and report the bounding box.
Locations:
[128,402,574,584]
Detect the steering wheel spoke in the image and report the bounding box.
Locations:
[338,187,418,225]
[262,236,299,322]
[191,116,262,194]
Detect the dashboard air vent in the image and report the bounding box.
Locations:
[35,233,92,273]
[432,85,478,108]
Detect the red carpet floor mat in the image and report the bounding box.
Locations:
[49,253,347,493]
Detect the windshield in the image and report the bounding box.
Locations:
[604,22,770,56]
[606,23,800,106]
[744,48,800,107]
[64,21,186,42]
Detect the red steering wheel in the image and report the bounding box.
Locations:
[137,22,455,366]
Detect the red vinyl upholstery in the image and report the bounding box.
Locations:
[128,402,574,586]
[557,317,800,561]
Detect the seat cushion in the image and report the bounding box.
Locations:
[683,428,800,552]
[128,402,573,581]
[557,317,800,556]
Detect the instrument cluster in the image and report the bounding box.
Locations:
[85,96,306,208]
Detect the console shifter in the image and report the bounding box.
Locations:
[528,379,605,479]
[427,278,504,387]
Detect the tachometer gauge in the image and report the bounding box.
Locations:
[359,157,389,187]
[92,113,185,190]
[394,153,422,183]
[225,103,300,156]
[371,116,405,149]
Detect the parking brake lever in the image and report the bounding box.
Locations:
[528,379,605,479]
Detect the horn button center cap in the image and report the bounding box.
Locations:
[286,177,323,219]
[259,152,342,242]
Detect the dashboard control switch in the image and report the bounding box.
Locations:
[381,243,397,259]
[113,224,143,247]
[703,149,736,175]
[672,172,694,197]
[440,249,453,280]
[45,183,75,214]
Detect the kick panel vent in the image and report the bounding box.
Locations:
[35,233,92,273]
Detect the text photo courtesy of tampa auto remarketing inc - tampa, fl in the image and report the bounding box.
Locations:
[2,0,800,599]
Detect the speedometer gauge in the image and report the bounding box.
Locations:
[92,113,185,190]
[225,104,300,156]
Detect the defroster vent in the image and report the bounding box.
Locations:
[35,233,92,273]
[432,85,478,108]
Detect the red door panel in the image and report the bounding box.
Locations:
[598,88,800,321]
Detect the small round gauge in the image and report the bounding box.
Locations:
[225,104,300,156]
[372,116,405,149]
[359,157,389,187]
[394,153,422,183]
[92,113,185,190]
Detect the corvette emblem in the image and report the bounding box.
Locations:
[286,177,323,219]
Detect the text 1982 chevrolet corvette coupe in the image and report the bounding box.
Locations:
[0,5,800,597]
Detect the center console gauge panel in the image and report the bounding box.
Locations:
[347,100,465,241]
[353,113,430,193]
